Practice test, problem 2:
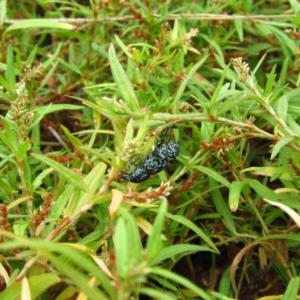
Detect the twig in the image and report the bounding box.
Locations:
[3,13,296,24]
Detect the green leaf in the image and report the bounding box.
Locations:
[58,57,82,75]
[200,35,224,61]
[123,118,134,143]
[217,91,246,116]
[201,121,215,143]
[108,42,139,110]
[114,217,129,278]
[114,35,133,59]
[289,0,300,12]
[0,0,7,27]
[12,220,29,236]
[146,199,168,262]
[40,61,59,88]
[210,178,237,234]
[0,117,18,151]
[166,213,218,252]
[271,136,293,159]
[234,19,243,42]
[264,64,277,97]
[61,125,83,147]
[150,268,213,300]
[0,239,115,299]
[173,55,208,108]
[31,153,90,193]
[39,43,63,85]
[138,288,177,300]
[6,44,16,93]
[46,185,76,233]
[0,72,10,91]
[282,277,299,300]
[150,244,215,266]
[123,210,143,259]
[26,44,38,65]
[32,167,54,191]
[209,71,227,113]
[275,95,288,122]
[4,19,75,33]
[0,177,12,196]
[247,178,279,201]
[195,166,231,188]
[16,139,29,161]
[252,53,267,77]
[65,162,107,215]
[33,104,83,116]
[0,62,20,75]
[269,26,297,54]
[46,250,111,300]
[229,181,246,211]
[278,57,289,89]
[0,127,15,152]
[0,274,61,300]
[217,266,233,297]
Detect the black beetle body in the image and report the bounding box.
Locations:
[143,141,180,175]
[121,134,180,183]
[121,165,149,183]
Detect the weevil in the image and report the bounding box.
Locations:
[121,128,180,183]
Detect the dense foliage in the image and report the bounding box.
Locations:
[0,0,300,299]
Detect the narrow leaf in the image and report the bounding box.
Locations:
[166,213,218,252]
[0,0,7,27]
[229,181,246,212]
[6,44,15,92]
[31,153,90,193]
[210,178,237,234]
[108,42,139,110]
[271,136,293,160]
[173,55,208,108]
[150,244,214,266]
[151,268,213,300]
[5,20,75,33]
[282,277,300,300]
[146,199,168,262]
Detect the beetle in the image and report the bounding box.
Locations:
[142,141,180,175]
[121,128,180,183]
[120,165,150,183]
